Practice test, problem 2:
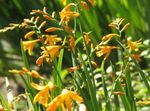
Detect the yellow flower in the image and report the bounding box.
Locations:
[22,39,39,55]
[41,45,61,58]
[96,46,117,60]
[59,3,80,25]
[45,35,62,45]
[32,82,56,107]
[46,89,83,111]
[62,0,67,5]
[37,46,62,65]
[127,39,141,52]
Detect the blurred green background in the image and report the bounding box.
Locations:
[0,0,150,76]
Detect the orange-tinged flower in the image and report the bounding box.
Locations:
[137,100,150,105]
[46,89,83,111]
[36,55,47,66]
[127,39,141,52]
[67,66,80,73]
[22,39,39,55]
[45,35,62,45]
[84,32,91,45]
[80,1,89,11]
[88,0,95,7]
[9,67,43,79]
[32,82,56,107]
[100,33,119,45]
[102,33,119,41]
[41,45,62,58]
[131,54,142,62]
[59,3,80,25]
[45,27,61,32]
[69,35,75,51]
[24,31,35,39]
[113,91,125,96]
[96,46,117,60]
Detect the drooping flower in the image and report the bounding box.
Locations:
[59,3,80,25]
[96,46,117,60]
[32,82,56,107]
[46,89,83,111]
[127,39,141,52]
[22,39,39,55]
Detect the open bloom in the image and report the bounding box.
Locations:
[45,35,62,45]
[36,45,62,66]
[127,39,141,52]
[96,46,117,60]
[32,82,56,107]
[59,3,80,25]
[22,39,39,55]
[46,89,83,111]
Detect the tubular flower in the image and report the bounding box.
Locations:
[41,45,62,58]
[59,3,80,25]
[84,32,91,45]
[96,46,117,60]
[45,35,62,45]
[38,45,62,64]
[69,35,75,51]
[22,39,39,55]
[32,82,56,107]
[100,33,119,45]
[24,31,35,39]
[127,39,141,52]
[46,89,83,111]
[45,27,61,33]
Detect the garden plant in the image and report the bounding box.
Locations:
[0,0,150,111]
